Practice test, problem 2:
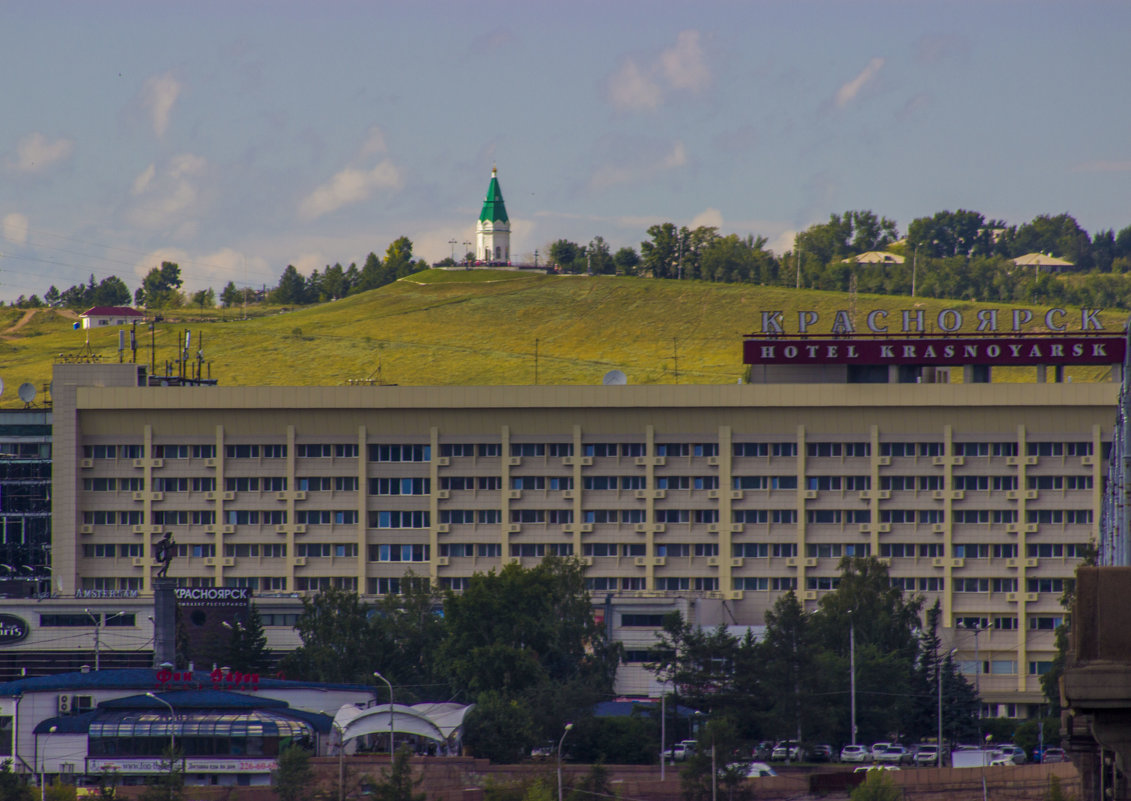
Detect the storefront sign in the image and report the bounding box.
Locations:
[75,589,139,599]
[86,757,277,774]
[752,307,1105,335]
[0,615,28,644]
[155,667,260,690]
[743,335,1125,366]
[173,587,250,605]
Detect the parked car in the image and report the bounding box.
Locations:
[771,740,805,761]
[744,762,777,778]
[996,744,1026,765]
[1041,747,1068,764]
[870,742,892,760]
[840,744,870,763]
[855,765,900,773]
[912,744,940,766]
[809,744,833,762]
[753,741,774,761]
[664,740,698,761]
[876,745,912,764]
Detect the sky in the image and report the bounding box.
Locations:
[2,1,1131,299]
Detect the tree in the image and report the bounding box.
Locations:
[371,745,425,801]
[462,691,537,763]
[272,744,315,801]
[548,240,583,273]
[92,276,132,307]
[757,592,820,743]
[271,265,309,305]
[384,236,416,280]
[190,288,215,313]
[371,576,448,697]
[321,263,348,300]
[640,224,679,278]
[43,286,60,307]
[613,246,640,275]
[0,759,33,801]
[137,747,183,801]
[850,769,901,801]
[587,237,614,274]
[648,615,739,715]
[222,605,272,674]
[137,262,184,308]
[219,281,241,308]
[280,587,387,683]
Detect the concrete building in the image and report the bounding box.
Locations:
[44,331,1118,714]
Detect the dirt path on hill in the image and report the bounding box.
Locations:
[0,309,38,340]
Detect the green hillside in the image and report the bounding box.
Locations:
[0,269,1123,406]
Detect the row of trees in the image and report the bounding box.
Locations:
[649,557,980,756]
[12,208,1131,312]
[206,557,1009,767]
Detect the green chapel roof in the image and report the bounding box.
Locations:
[478,167,509,224]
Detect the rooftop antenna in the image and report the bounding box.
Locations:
[118,330,125,363]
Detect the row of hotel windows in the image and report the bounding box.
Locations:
[80,507,1096,529]
[83,439,1100,463]
[80,473,1098,498]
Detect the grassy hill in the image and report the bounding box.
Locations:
[0,269,1123,407]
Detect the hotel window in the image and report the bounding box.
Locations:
[879,543,914,558]
[918,544,943,557]
[583,443,619,457]
[583,543,618,557]
[371,477,430,495]
[656,510,690,524]
[772,577,797,591]
[770,476,797,490]
[655,577,691,591]
[1066,442,1093,456]
[622,544,646,557]
[1027,578,1065,594]
[806,476,841,491]
[225,477,260,492]
[734,443,768,457]
[1029,616,1064,630]
[225,445,260,458]
[584,476,619,490]
[371,510,430,528]
[733,476,768,490]
[953,544,990,559]
[510,444,545,458]
[154,445,190,459]
[1066,475,1093,490]
[370,444,430,462]
[370,544,429,562]
[621,475,646,490]
[771,543,796,558]
[992,578,1018,593]
[733,577,769,591]
[734,510,768,524]
[547,443,573,457]
[918,577,944,591]
[477,543,502,557]
[807,442,842,457]
[656,444,690,458]
[478,443,501,457]
[993,544,1018,558]
[440,444,474,458]
[918,475,943,491]
[191,444,216,459]
[771,443,798,457]
[1027,442,1064,457]
[733,543,768,558]
[994,617,1017,630]
[844,476,871,490]
[771,509,797,524]
[622,509,645,523]
[992,442,1019,457]
[1028,476,1064,490]
[806,576,840,591]
[84,445,118,459]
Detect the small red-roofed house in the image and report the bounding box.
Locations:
[80,306,146,329]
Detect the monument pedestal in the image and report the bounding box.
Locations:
[153,578,176,667]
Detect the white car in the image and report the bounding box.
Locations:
[840,744,870,763]
[745,761,776,778]
[870,742,892,760]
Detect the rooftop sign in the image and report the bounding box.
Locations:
[748,307,1106,335]
[743,335,1125,366]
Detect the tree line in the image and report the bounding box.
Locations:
[12,208,1131,312]
[200,556,1059,768]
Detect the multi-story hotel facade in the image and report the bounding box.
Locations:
[46,349,1119,716]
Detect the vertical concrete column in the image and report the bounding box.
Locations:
[500,425,512,561]
[717,426,734,599]
[429,426,441,588]
[795,425,807,601]
[153,578,176,667]
[644,425,656,591]
[142,425,154,594]
[285,425,297,591]
[356,425,368,593]
[571,425,584,562]
[942,425,956,625]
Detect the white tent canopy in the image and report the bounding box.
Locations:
[333,702,474,746]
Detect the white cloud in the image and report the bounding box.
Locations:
[660,30,710,92]
[607,59,663,111]
[141,73,182,137]
[690,208,724,230]
[2,214,29,245]
[125,153,209,231]
[835,57,884,108]
[606,30,710,112]
[298,160,402,221]
[590,140,687,190]
[359,126,389,158]
[134,246,270,294]
[10,133,73,173]
[131,163,156,195]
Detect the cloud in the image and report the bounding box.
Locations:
[660,30,710,92]
[10,133,73,173]
[607,59,664,111]
[835,57,884,108]
[606,29,710,112]
[1072,160,1131,173]
[2,214,29,245]
[141,73,182,137]
[590,140,687,190]
[125,153,209,233]
[298,161,402,221]
[690,208,724,230]
[359,126,389,158]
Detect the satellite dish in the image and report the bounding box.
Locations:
[17,383,36,404]
[602,369,628,386]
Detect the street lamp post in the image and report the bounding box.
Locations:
[938,648,956,767]
[557,722,574,801]
[334,721,347,801]
[849,611,857,746]
[38,725,57,801]
[373,671,394,755]
[86,609,126,670]
[660,687,666,780]
[145,692,175,755]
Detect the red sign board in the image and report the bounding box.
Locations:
[743,335,1125,367]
